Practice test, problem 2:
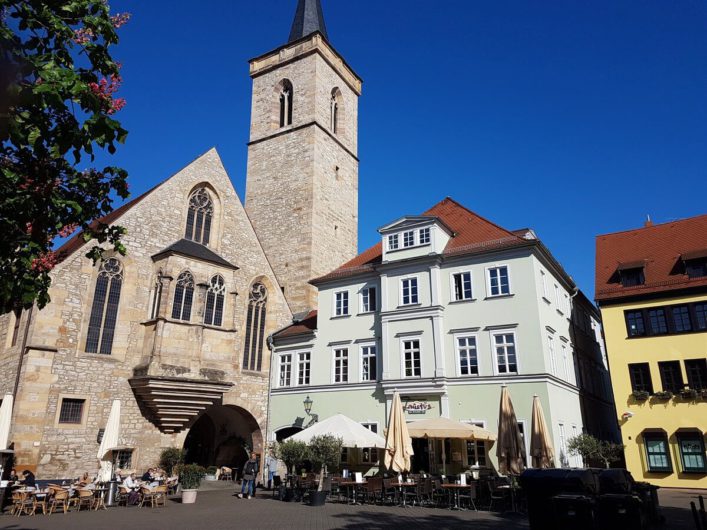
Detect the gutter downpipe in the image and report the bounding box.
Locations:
[13,305,34,400]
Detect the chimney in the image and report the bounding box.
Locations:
[644,214,653,228]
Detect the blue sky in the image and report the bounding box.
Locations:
[104,0,707,297]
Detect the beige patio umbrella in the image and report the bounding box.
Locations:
[0,393,13,450]
[97,399,121,482]
[530,395,555,468]
[384,392,414,473]
[496,385,525,475]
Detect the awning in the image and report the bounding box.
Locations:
[406,417,497,441]
[102,446,134,460]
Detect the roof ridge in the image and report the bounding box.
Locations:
[596,213,707,239]
[426,197,523,241]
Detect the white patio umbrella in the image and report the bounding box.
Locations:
[0,393,14,450]
[288,413,386,448]
[97,399,121,482]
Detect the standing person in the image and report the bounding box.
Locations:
[238,452,259,499]
[264,450,278,490]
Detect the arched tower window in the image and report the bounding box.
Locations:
[149,270,164,320]
[185,188,214,245]
[171,271,195,321]
[204,275,226,327]
[330,88,342,134]
[279,80,293,128]
[242,282,268,372]
[86,258,123,355]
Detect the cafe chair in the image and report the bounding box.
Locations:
[76,489,95,511]
[48,488,72,515]
[11,491,34,516]
[458,482,478,511]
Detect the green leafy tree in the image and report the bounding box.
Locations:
[0,0,130,313]
[274,439,309,475]
[567,433,624,469]
[159,447,185,476]
[308,434,342,492]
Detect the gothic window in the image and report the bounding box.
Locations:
[149,271,164,320]
[171,271,195,321]
[242,282,268,371]
[279,80,293,127]
[204,275,226,326]
[184,188,214,245]
[85,258,123,355]
[330,88,342,134]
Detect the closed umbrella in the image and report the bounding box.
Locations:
[0,393,13,450]
[530,395,555,468]
[384,392,413,473]
[97,399,121,482]
[496,385,524,475]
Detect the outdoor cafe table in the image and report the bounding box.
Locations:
[389,482,417,507]
[440,483,470,510]
[92,487,108,510]
[339,481,366,505]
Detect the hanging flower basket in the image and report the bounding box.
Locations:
[652,391,673,400]
[680,388,698,400]
[632,390,650,401]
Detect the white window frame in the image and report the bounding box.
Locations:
[400,276,420,306]
[540,269,549,301]
[419,227,431,245]
[360,343,378,382]
[360,422,380,464]
[464,420,489,467]
[297,351,311,386]
[401,338,422,378]
[278,353,293,388]
[564,293,570,316]
[450,270,473,302]
[387,233,399,251]
[333,347,349,383]
[558,423,569,467]
[360,285,377,313]
[560,342,569,382]
[486,265,511,297]
[548,335,557,376]
[333,290,349,317]
[491,330,519,375]
[403,230,415,248]
[455,333,479,377]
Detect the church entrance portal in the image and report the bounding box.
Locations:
[183,405,262,473]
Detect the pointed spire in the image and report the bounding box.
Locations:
[288,0,329,43]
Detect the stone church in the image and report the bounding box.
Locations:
[0,0,360,478]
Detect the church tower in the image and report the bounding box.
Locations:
[245,0,362,314]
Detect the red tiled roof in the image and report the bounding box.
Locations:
[273,310,318,339]
[595,214,707,302]
[311,197,526,283]
[55,184,160,264]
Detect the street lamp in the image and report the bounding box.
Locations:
[303,395,313,415]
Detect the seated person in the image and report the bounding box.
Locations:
[78,472,91,486]
[141,468,153,482]
[9,468,19,482]
[20,469,36,489]
[123,473,140,490]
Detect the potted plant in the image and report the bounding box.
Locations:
[275,439,308,501]
[159,447,185,477]
[204,466,218,481]
[680,388,698,400]
[632,390,649,401]
[179,464,206,504]
[307,434,343,507]
[652,390,673,400]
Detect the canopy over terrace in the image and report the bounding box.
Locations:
[406,417,497,475]
[289,414,386,448]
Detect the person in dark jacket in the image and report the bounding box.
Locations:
[20,470,36,488]
[238,453,259,499]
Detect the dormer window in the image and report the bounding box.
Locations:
[617,261,645,287]
[403,231,415,248]
[419,227,430,245]
[685,259,707,279]
[388,234,399,250]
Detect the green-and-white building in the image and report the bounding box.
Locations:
[267,198,617,474]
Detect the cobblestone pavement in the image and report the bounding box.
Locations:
[0,485,699,529]
[0,486,528,530]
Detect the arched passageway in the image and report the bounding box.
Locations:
[183,405,262,473]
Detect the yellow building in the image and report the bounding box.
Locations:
[596,215,707,489]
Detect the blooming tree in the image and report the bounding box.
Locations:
[0,0,130,313]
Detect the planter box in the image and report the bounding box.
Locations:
[204,474,217,481]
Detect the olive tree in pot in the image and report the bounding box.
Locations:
[275,439,309,501]
[308,434,343,507]
[159,447,185,478]
[179,464,206,504]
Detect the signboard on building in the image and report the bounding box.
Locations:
[404,401,432,414]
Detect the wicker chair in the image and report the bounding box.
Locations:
[76,489,95,511]
[152,485,168,507]
[11,491,34,516]
[116,485,130,506]
[32,491,50,515]
[48,488,71,515]
[138,486,155,508]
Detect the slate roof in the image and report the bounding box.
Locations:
[595,214,707,303]
[311,197,529,284]
[152,239,238,270]
[272,310,318,340]
[288,0,328,43]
